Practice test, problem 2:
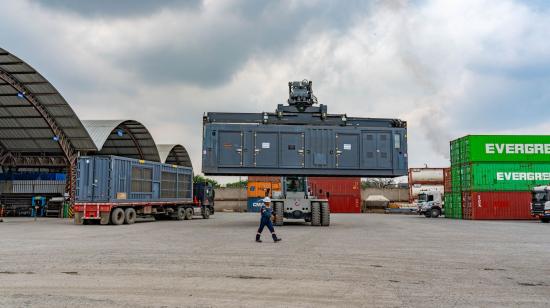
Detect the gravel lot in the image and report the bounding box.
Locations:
[0,213,549,307]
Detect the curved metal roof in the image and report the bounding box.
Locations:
[157,144,193,168]
[0,47,96,155]
[81,120,161,162]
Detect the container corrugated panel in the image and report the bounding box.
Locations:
[444,168,452,192]
[247,176,282,183]
[247,181,281,198]
[10,180,65,194]
[460,162,550,191]
[452,135,550,164]
[76,155,193,203]
[444,192,462,219]
[308,177,361,213]
[462,191,534,220]
[247,197,264,212]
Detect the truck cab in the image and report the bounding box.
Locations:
[193,182,215,217]
[416,191,443,218]
[531,186,550,223]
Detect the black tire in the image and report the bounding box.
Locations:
[202,207,210,219]
[321,202,330,226]
[274,202,284,226]
[311,202,321,226]
[184,208,193,220]
[124,208,137,224]
[175,207,185,221]
[430,208,441,218]
[424,211,431,218]
[541,218,550,223]
[110,208,125,225]
[209,206,215,215]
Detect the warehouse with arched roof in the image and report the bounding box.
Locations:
[0,47,192,210]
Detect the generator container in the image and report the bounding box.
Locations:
[202,123,408,177]
[75,156,193,203]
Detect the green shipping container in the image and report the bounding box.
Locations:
[444,192,462,219]
[451,135,550,164]
[460,162,550,191]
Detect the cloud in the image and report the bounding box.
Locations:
[1,0,549,178]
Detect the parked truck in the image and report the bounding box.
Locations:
[271,176,330,226]
[531,186,550,223]
[416,190,443,218]
[73,155,214,225]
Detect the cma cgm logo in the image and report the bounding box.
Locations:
[485,144,550,154]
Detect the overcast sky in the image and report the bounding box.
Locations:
[1,0,549,180]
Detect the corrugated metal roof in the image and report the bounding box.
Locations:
[0,47,96,154]
[81,120,161,162]
[157,144,193,169]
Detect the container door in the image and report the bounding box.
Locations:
[280,132,304,168]
[254,132,278,167]
[218,131,242,167]
[336,133,359,169]
[361,133,377,168]
[377,132,392,169]
[92,157,109,202]
[78,158,94,201]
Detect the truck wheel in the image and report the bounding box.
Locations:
[321,202,330,226]
[110,208,125,225]
[184,208,193,220]
[424,211,431,218]
[311,202,321,226]
[124,208,137,224]
[430,208,441,218]
[202,207,210,219]
[273,202,284,226]
[175,207,186,220]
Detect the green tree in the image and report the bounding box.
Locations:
[225,180,247,188]
[193,175,220,188]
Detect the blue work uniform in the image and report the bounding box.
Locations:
[257,204,275,234]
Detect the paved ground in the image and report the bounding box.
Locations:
[0,213,549,307]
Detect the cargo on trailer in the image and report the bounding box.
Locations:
[462,191,533,220]
[73,156,214,225]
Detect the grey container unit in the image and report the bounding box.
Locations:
[202,123,407,177]
[76,155,193,203]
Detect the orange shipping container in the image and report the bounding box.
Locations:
[247,181,281,198]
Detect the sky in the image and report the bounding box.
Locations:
[1,0,549,182]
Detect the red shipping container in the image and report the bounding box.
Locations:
[461,191,534,220]
[443,168,452,193]
[308,177,361,213]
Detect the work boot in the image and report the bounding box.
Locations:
[272,233,282,242]
[256,234,262,242]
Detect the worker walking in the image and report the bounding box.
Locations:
[256,197,282,243]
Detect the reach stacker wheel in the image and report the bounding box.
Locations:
[110,208,125,225]
[311,202,321,226]
[273,202,284,226]
[321,202,330,226]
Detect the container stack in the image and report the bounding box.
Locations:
[448,135,550,220]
